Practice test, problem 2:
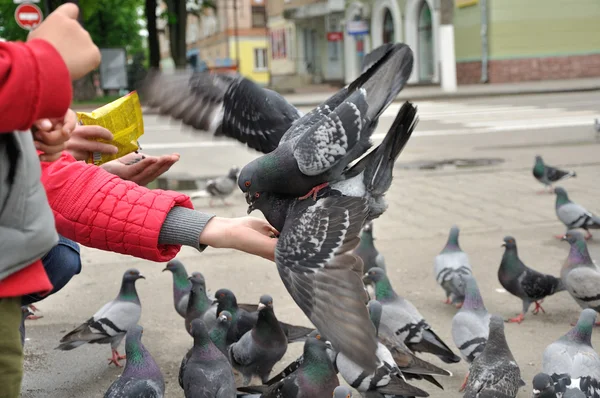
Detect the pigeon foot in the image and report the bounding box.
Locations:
[554,234,566,240]
[28,304,39,312]
[458,371,469,392]
[584,231,593,240]
[25,314,43,320]
[532,301,546,315]
[455,302,463,309]
[443,298,451,305]
[298,182,329,201]
[506,313,524,324]
[108,349,125,367]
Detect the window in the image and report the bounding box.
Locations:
[252,6,266,27]
[270,28,288,59]
[254,48,268,70]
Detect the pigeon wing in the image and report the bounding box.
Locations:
[557,203,594,229]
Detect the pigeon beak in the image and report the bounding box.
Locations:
[247,205,254,215]
[257,303,266,310]
[244,192,252,205]
[560,235,568,241]
[138,274,146,279]
[501,243,506,247]
[162,267,169,272]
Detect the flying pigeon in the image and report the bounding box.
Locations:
[209,310,232,357]
[237,44,414,201]
[352,221,386,273]
[236,336,340,398]
[554,187,600,240]
[434,225,473,307]
[56,269,145,367]
[462,315,526,398]
[190,166,240,207]
[336,300,430,397]
[532,372,596,398]
[229,295,288,385]
[185,273,214,334]
[181,318,236,398]
[560,232,600,320]
[163,259,194,318]
[499,236,564,324]
[333,386,353,398]
[210,288,314,345]
[362,267,461,364]
[533,156,576,194]
[104,325,165,398]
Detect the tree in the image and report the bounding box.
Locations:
[145,0,160,68]
[164,0,187,68]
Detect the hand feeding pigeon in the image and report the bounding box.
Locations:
[56,269,145,367]
[181,318,236,397]
[237,43,414,201]
[554,187,600,240]
[336,300,430,397]
[163,259,194,318]
[237,336,340,398]
[532,372,590,398]
[104,325,165,398]
[363,267,461,364]
[434,225,473,307]
[499,236,565,324]
[352,221,386,273]
[560,232,600,320]
[190,166,240,207]
[462,315,525,398]
[229,295,288,385]
[533,156,577,194]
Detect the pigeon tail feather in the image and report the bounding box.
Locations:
[375,375,430,397]
[410,329,462,364]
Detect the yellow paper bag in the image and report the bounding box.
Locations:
[77,91,145,166]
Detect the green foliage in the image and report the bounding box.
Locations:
[0,0,32,42]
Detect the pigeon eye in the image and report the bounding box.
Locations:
[244,181,251,187]
[129,271,136,276]
[255,192,260,199]
[316,334,321,340]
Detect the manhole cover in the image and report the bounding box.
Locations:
[397,158,504,171]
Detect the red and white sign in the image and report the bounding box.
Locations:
[15,3,43,31]
[327,32,343,42]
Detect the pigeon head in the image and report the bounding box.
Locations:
[217,310,232,326]
[123,269,145,282]
[442,225,461,252]
[333,385,353,398]
[238,161,261,195]
[363,267,396,301]
[462,275,486,311]
[367,300,382,335]
[562,231,593,266]
[501,236,517,250]
[485,315,514,358]
[534,155,543,164]
[564,308,596,346]
[258,294,274,310]
[189,318,210,342]
[245,190,292,232]
[562,230,585,245]
[125,325,144,356]
[303,336,331,363]
[362,267,386,284]
[227,166,240,180]
[362,221,374,234]
[554,186,570,204]
[162,259,185,273]
[532,373,554,397]
[188,273,207,291]
[213,288,237,308]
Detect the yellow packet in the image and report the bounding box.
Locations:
[77,91,145,166]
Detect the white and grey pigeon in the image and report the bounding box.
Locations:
[333,385,353,397]
[542,309,600,383]
[104,325,165,398]
[190,166,240,207]
[335,300,429,398]
[532,372,596,398]
[554,187,600,240]
[56,268,144,367]
[182,318,236,398]
[434,225,473,307]
[363,267,461,364]
[452,275,490,364]
[560,231,600,319]
[352,221,386,273]
[462,315,526,398]
[532,155,576,194]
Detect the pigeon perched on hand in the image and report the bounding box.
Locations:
[462,315,525,398]
[561,231,600,320]
[533,155,576,194]
[190,166,240,207]
[352,221,386,273]
[229,295,288,385]
[238,43,414,201]
[434,225,473,307]
[363,267,461,364]
[57,269,145,367]
[554,187,600,240]
[499,236,564,324]
[104,325,165,398]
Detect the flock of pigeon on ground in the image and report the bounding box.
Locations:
[36,43,600,398]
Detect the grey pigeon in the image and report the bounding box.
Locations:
[190,166,240,207]
[336,300,429,397]
[236,336,340,398]
[452,275,490,364]
[57,269,144,367]
[182,318,236,398]
[463,315,525,398]
[104,325,165,398]
[499,236,564,324]
[363,267,461,364]
[434,225,473,307]
[532,372,595,398]
[163,259,192,318]
[560,232,600,317]
[533,156,576,193]
[333,386,353,397]
[237,44,414,200]
[185,273,213,334]
[555,187,600,240]
[209,310,232,357]
[542,309,600,380]
[229,295,288,385]
[352,221,386,273]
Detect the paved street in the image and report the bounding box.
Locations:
[22,90,600,397]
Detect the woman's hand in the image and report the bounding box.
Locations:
[199,216,279,261]
[101,152,180,186]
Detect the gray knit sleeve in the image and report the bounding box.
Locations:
[158,206,215,252]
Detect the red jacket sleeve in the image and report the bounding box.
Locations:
[0,40,71,132]
[40,152,194,262]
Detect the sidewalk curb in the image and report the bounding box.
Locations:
[288,85,600,107]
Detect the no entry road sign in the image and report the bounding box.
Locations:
[15,3,43,30]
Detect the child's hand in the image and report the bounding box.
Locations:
[65,124,118,161]
[101,152,180,186]
[199,216,279,261]
[33,109,77,162]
